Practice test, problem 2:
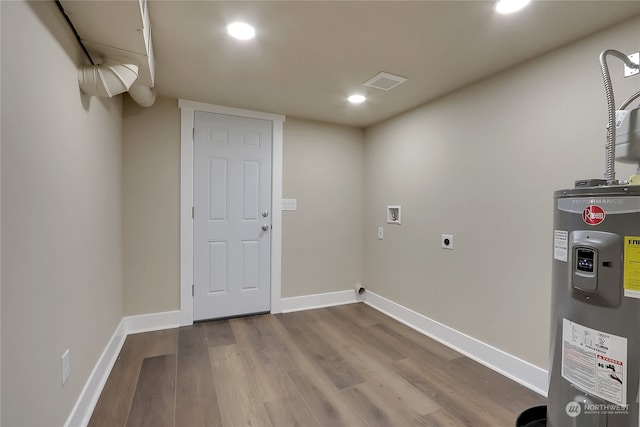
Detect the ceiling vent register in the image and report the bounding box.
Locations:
[363,72,407,91]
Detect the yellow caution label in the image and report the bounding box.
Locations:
[624,236,640,298]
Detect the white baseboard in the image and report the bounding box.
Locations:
[64,318,126,427]
[64,310,183,427]
[124,310,183,334]
[66,291,549,426]
[363,291,548,397]
[280,289,362,313]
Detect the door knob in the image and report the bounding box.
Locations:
[262,210,269,218]
[262,224,270,231]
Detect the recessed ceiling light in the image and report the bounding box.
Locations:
[494,0,531,14]
[348,94,366,104]
[227,22,255,40]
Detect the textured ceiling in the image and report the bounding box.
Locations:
[146,1,640,127]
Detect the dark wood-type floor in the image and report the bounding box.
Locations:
[89,303,545,427]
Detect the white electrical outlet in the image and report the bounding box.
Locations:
[61,349,71,386]
[378,227,384,240]
[624,52,639,77]
[442,234,454,250]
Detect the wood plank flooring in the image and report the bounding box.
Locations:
[88,303,545,427]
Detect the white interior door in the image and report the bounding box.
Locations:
[193,111,272,320]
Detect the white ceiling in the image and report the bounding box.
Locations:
[89,1,640,127]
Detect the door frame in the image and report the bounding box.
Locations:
[178,99,285,325]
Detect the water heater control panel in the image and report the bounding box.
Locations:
[569,230,622,307]
[576,248,596,274]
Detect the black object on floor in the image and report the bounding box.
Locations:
[516,405,547,427]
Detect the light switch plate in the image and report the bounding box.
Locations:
[378,227,384,240]
[61,349,71,386]
[282,199,297,211]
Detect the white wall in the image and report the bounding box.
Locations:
[120,108,366,312]
[123,96,180,316]
[364,16,640,370]
[282,118,365,298]
[1,2,124,425]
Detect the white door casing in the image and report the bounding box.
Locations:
[193,112,271,320]
[179,100,284,325]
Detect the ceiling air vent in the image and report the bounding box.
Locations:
[363,72,407,91]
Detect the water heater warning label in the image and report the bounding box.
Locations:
[554,230,568,262]
[562,319,627,406]
[624,236,640,299]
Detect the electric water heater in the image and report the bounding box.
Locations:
[520,49,640,427]
[549,186,640,426]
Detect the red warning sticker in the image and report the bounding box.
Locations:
[583,205,606,225]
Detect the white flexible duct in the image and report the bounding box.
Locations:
[128,84,156,107]
[78,59,139,97]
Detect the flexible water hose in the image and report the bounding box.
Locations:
[599,49,640,184]
[620,90,640,111]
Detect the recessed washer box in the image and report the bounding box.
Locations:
[387,206,401,224]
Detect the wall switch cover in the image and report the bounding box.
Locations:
[61,349,70,386]
[378,227,384,240]
[442,234,453,249]
[282,199,297,211]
